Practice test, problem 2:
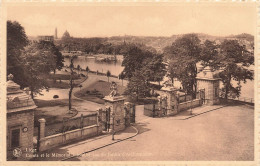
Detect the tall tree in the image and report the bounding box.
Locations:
[37,40,64,80]
[68,56,77,111]
[214,40,254,99]
[106,70,111,82]
[118,72,126,86]
[86,66,90,75]
[21,42,55,99]
[164,34,201,97]
[142,54,166,86]
[121,44,153,79]
[7,21,29,87]
[125,70,150,101]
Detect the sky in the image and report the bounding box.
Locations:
[7,4,256,38]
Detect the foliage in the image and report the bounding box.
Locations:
[106,70,111,82]
[37,41,64,74]
[125,70,150,100]
[121,43,157,79]
[164,34,201,96]
[118,72,126,86]
[213,40,254,99]
[86,66,90,72]
[7,20,29,87]
[142,54,166,84]
[21,42,56,98]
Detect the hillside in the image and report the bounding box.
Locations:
[106,33,254,53]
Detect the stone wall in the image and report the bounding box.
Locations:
[39,125,102,152]
[178,99,202,112]
[7,110,34,160]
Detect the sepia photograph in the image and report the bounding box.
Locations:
[2,2,257,164]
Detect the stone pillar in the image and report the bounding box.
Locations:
[160,87,178,115]
[38,118,46,140]
[103,95,125,132]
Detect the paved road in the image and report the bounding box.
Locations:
[74,104,254,161]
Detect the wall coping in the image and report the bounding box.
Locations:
[40,124,98,141]
[179,99,201,105]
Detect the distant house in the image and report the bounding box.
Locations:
[38,35,54,42]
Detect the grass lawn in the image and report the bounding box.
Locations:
[46,74,87,89]
[49,73,80,80]
[34,99,81,126]
[34,99,69,108]
[74,80,126,104]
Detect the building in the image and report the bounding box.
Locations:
[196,66,221,105]
[38,35,54,42]
[6,74,37,160]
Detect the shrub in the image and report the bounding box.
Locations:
[53,95,59,99]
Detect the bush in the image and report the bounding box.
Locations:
[53,95,59,99]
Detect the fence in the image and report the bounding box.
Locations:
[178,99,202,112]
[143,104,162,117]
[178,94,192,103]
[45,113,97,137]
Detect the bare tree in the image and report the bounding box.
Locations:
[69,55,77,112]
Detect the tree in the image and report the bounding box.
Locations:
[164,34,201,97]
[125,70,150,101]
[119,72,126,86]
[37,40,64,81]
[77,64,81,74]
[122,44,153,79]
[21,42,55,99]
[86,66,90,75]
[213,40,254,99]
[200,40,219,69]
[142,54,166,86]
[106,70,111,82]
[7,20,29,87]
[68,56,77,111]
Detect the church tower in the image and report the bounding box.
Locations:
[55,27,58,39]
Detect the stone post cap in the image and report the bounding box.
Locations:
[38,118,46,123]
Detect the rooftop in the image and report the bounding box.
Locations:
[6,74,37,113]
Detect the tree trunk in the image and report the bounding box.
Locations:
[171,77,174,85]
[69,58,74,111]
[69,87,72,110]
[30,89,34,99]
[53,69,56,83]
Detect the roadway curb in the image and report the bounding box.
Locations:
[184,105,227,120]
[61,125,139,161]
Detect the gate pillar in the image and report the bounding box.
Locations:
[160,86,178,115]
[103,95,125,132]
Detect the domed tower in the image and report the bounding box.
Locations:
[61,30,71,40]
[6,74,37,160]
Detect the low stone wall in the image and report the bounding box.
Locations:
[39,125,102,152]
[178,99,202,112]
[144,104,161,117]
